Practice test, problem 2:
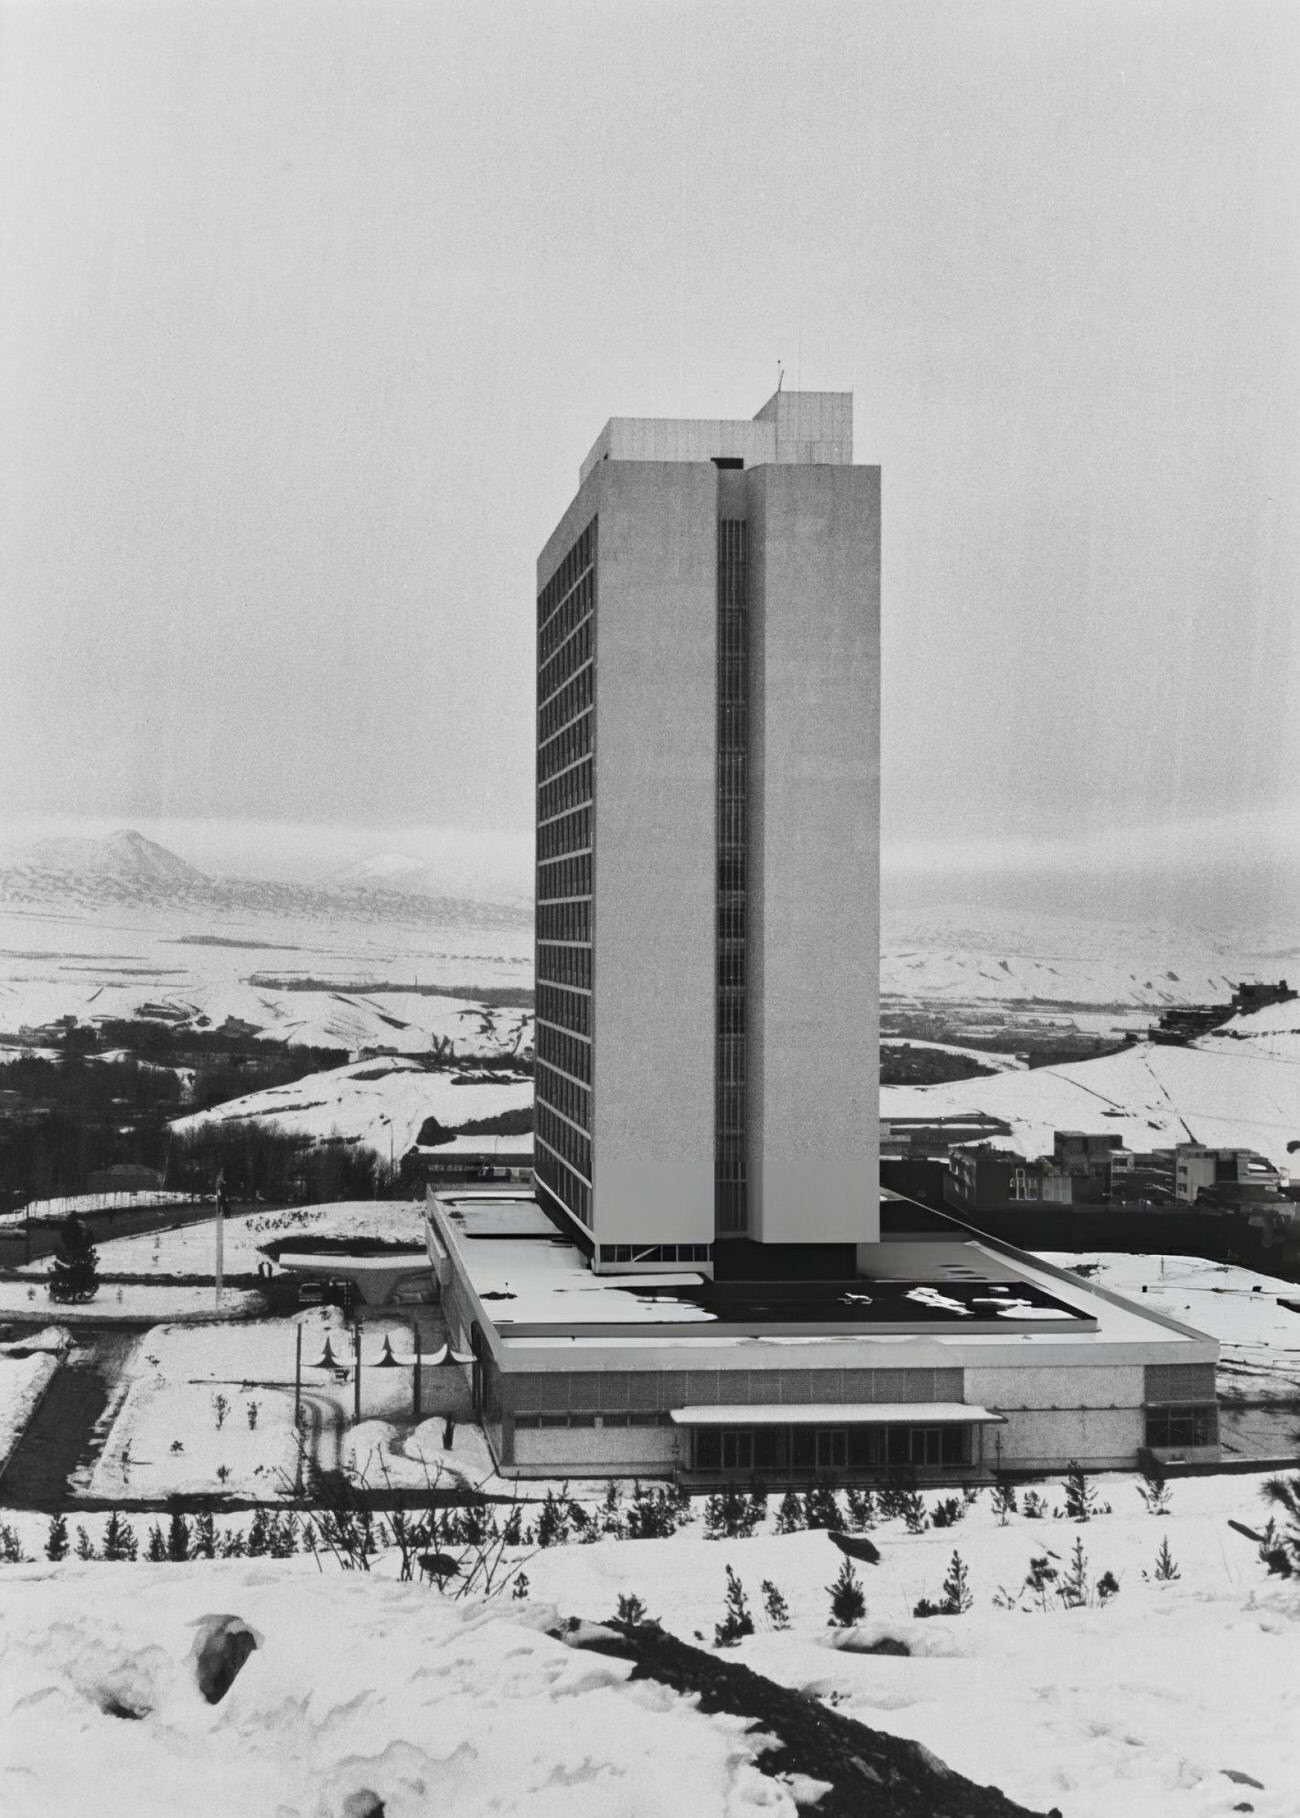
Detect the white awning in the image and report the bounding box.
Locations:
[668,1403,1005,1427]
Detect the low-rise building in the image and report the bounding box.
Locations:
[1173,1144,1286,1204]
[423,1187,1220,1484]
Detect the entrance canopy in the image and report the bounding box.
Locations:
[669,1402,1005,1426]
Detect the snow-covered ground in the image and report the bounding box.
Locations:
[0,1281,264,1323]
[0,1189,209,1228]
[0,1326,68,1471]
[69,1198,425,1278]
[0,896,532,1055]
[86,1307,478,1500]
[0,1560,803,1818]
[171,1057,531,1158]
[882,1037,1300,1170]
[1042,1253,1300,1401]
[878,904,1276,1007]
[1,1468,1297,1818]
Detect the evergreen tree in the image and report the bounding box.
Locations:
[826,1556,866,1627]
[713,1565,755,1647]
[101,1512,138,1562]
[940,1549,973,1613]
[774,1489,806,1534]
[1136,1464,1172,1517]
[760,1579,791,1630]
[846,1487,877,1532]
[803,1483,842,1530]
[145,1523,168,1563]
[48,1212,100,1303]
[45,1512,69,1561]
[167,1506,192,1562]
[1062,1461,1098,1522]
[192,1511,217,1559]
[74,1525,96,1561]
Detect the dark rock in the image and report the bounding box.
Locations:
[192,1614,260,1704]
[829,1530,882,1565]
[417,1551,462,1582]
[556,1617,1050,1817]
[340,1792,385,1818]
[1222,1771,1265,1789]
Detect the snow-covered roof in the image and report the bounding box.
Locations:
[669,1402,1005,1426]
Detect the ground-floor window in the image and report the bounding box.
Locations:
[1145,1404,1217,1448]
[690,1423,972,1474]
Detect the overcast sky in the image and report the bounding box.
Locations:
[1,1,1297,915]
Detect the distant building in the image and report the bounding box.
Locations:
[945,1144,1073,1212]
[1173,1144,1285,1205]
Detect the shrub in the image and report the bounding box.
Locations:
[45,1513,69,1561]
[900,1492,929,1535]
[827,1555,866,1627]
[704,1486,758,1541]
[212,1394,229,1430]
[74,1525,97,1561]
[1061,1461,1109,1520]
[930,1495,965,1529]
[48,1212,99,1303]
[992,1477,1018,1525]
[1257,1471,1300,1576]
[625,1484,678,1540]
[0,1523,27,1563]
[774,1490,805,1534]
[845,1487,877,1531]
[614,1592,653,1628]
[1151,1535,1180,1582]
[535,1486,572,1549]
[761,1579,791,1630]
[714,1566,755,1647]
[1136,1463,1172,1517]
[101,1512,138,1562]
[512,1571,530,1600]
[145,1523,167,1563]
[192,1511,217,1559]
[803,1484,842,1530]
[915,1549,972,1617]
[1020,1490,1047,1520]
[167,1507,192,1562]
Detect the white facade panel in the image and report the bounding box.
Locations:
[590,464,718,1249]
[746,464,881,1245]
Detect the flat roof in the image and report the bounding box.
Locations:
[425,1191,1215,1350]
[669,1403,1005,1427]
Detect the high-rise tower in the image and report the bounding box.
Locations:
[534,390,879,1273]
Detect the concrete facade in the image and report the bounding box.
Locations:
[536,389,880,1264]
[746,464,880,1243]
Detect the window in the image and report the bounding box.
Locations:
[1145,1405,1217,1449]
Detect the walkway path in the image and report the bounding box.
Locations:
[0,1328,139,1508]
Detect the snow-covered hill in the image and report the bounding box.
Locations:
[171,1056,532,1157]
[880,904,1287,1007]
[882,1038,1300,1169]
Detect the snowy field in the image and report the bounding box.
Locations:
[73,1198,427,1277]
[170,1057,532,1158]
[882,1035,1300,1170]
[0,1468,1297,1818]
[86,1307,483,1500]
[0,1326,68,1471]
[0,1190,209,1227]
[0,1279,264,1323]
[881,1037,1028,1071]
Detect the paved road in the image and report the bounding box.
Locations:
[0,1328,140,1508]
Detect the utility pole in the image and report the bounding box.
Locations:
[412,1316,421,1420]
[353,1321,362,1423]
[214,1169,226,1309]
[293,1324,303,1497]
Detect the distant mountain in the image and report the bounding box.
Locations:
[0,828,531,930]
[328,852,441,894]
[0,829,208,893]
